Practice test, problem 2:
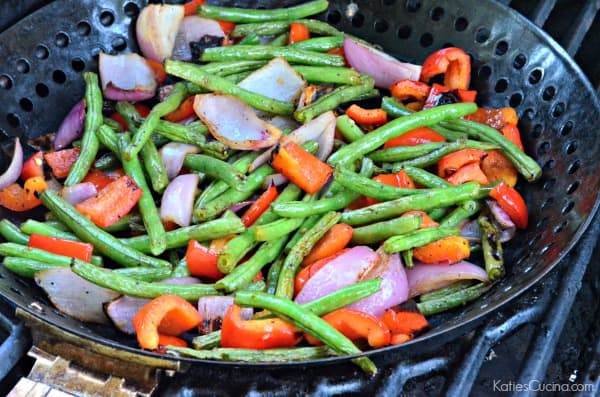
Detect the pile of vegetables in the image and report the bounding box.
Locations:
[0,0,541,375]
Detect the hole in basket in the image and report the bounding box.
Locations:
[509,93,523,107]
[19,98,33,112]
[100,10,115,27]
[71,58,85,72]
[513,54,526,69]
[475,27,490,43]
[10,287,23,297]
[351,13,364,28]
[374,19,389,33]
[528,234,542,247]
[567,160,580,175]
[560,120,573,136]
[543,159,555,171]
[531,123,543,138]
[561,201,574,215]
[397,25,411,39]
[36,83,49,97]
[55,32,69,48]
[565,141,577,155]
[0,74,13,90]
[455,17,468,32]
[52,70,67,84]
[52,308,67,318]
[111,36,127,52]
[537,141,550,156]
[478,65,491,80]
[16,59,30,74]
[540,243,554,255]
[77,21,91,36]
[494,78,507,93]
[124,2,140,17]
[536,217,548,229]
[528,68,542,84]
[406,0,422,13]
[35,45,49,60]
[552,102,565,117]
[430,7,444,21]
[541,197,554,210]
[542,86,556,101]
[542,178,555,192]
[566,181,580,195]
[495,40,508,56]
[6,113,20,128]
[420,33,433,47]
[327,10,341,24]
[522,108,535,120]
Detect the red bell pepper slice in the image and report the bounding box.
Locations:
[75,175,143,228]
[183,0,205,16]
[420,47,471,90]
[365,170,415,206]
[381,309,429,336]
[500,123,524,151]
[28,234,93,262]
[465,107,519,130]
[82,168,122,192]
[241,184,279,227]
[0,177,48,212]
[221,304,301,349]
[305,308,392,348]
[383,127,446,148]
[154,334,188,354]
[412,235,471,264]
[163,96,195,123]
[271,142,332,194]
[423,83,452,109]
[301,224,353,266]
[490,182,528,229]
[44,148,80,179]
[445,163,490,185]
[185,240,223,280]
[21,151,44,181]
[289,22,310,44]
[345,104,388,125]
[294,248,351,296]
[456,89,477,103]
[437,148,487,178]
[133,294,202,350]
[481,150,518,187]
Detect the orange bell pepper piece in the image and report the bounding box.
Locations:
[0,177,48,212]
[75,175,142,228]
[289,22,310,44]
[21,151,44,181]
[390,333,412,345]
[500,123,524,151]
[490,182,528,229]
[271,142,332,194]
[221,304,301,349]
[381,308,429,336]
[133,295,202,350]
[305,308,391,348]
[145,58,167,85]
[365,169,415,206]
[301,223,353,266]
[185,240,223,280]
[420,47,471,90]
[465,107,518,130]
[437,148,487,177]
[412,235,471,264]
[390,79,431,103]
[456,89,477,103]
[446,163,490,185]
[154,334,188,354]
[481,150,518,187]
[383,127,446,148]
[44,148,80,179]
[241,184,279,227]
[82,168,122,192]
[163,96,195,123]
[345,104,388,126]
[28,234,93,262]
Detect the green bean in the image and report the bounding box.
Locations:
[42,220,70,232]
[64,73,102,185]
[112,266,172,282]
[199,0,328,23]
[244,280,267,292]
[140,139,169,193]
[265,258,284,295]
[0,243,81,268]
[102,116,123,132]
[40,190,171,269]
[293,19,370,45]
[235,291,377,375]
[171,258,191,278]
[341,182,481,226]
[224,70,254,84]
[95,124,119,153]
[283,215,319,254]
[170,345,332,362]
[102,213,142,233]
[118,134,167,256]
[336,115,365,143]
[383,227,460,254]
[94,152,120,171]
[154,120,229,159]
[268,32,290,46]
[197,60,267,76]
[416,283,491,315]
[391,138,468,170]
[216,236,287,293]
[290,36,344,52]
[428,208,447,221]
[0,219,29,244]
[72,260,218,301]
[2,257,61,278]
[419,280,473,302]
[201,45,344,67]
[351,213,422,245]
[124,83,188,160]
[401,165,451,188]
[478,215,504,281]
[124,217,245,254]
[369,142,445,162]
[232,21,289,38]
[440,200,481,227]
[254,195,314,241]
[294,75,376,122]
[20,220,79,241]
[238,31,260,45]
[276,212,341,299]
[184,154,246,190]
[192,330,222,349]
[166,60,294,115]
[293,66,361,85]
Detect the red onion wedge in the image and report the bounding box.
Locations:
[160,174,199,227]
[238,58,306,103]
[488,200,517,243]
[172,16,224,61]
[349,250,409,317]
[295,246,378,304]
[136,3,184,62]
[36,268,120,324]
[343,37,422,89]
[99,53,157,102]
[262,173,288,189]
[0,137,22,190]
[406,261,489,298]
[197,296,253,334]
[61,182,97,206]
[193,94,282,150]
[105,277,200,334]
[54,99,85,150]
[159,142,200,180]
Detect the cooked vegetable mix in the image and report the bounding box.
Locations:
[0,0,542,374]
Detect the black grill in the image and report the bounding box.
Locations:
[0,1,599,395]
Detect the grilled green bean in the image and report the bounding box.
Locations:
[94,152,120,170]
[171,258,191,278]
[254,195,314,241]
[198,60,267,76]
[0,243,80,268]
[232,22,290,38]
[64,72,102,186]
[268,32,290,46]
[265,257,284,295]
[102,213,142,233]
[369,142,445,162]
[391,138,468,170]
[383,227,460,254]
[199,0,329,23]
[0,219,29,245]
[351,213,422,245]
[293,66,361,85]
[140,139,169,193]
[238,31,260,45]
[112,266,172,282]
[184,154,245,190]
[3,257,61,278]
[169,345,332,362]
[201,45,345,67]
[20,219,79,241]
[336,115,365,142]
[290,36,344,52]
[401,165,451,188]
[478,215,504,281]
[283,215,319,254]
[419,280,473,302]
[416,283,491,315]
[440,200,481,227]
